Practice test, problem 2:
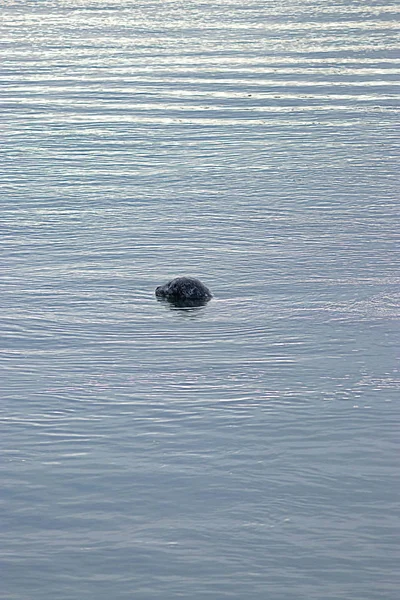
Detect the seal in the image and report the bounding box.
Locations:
[155,276,212,307]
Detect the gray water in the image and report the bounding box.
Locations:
[1,1,399,599]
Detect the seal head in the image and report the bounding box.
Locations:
[155,277,212,307]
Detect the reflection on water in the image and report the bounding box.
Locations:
[1,1,399,599]
[156,300,213,317]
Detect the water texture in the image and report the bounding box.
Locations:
[1,1,399,599]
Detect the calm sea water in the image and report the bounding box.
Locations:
[1,1,399,599]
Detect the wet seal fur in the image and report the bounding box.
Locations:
[155,277,212,307]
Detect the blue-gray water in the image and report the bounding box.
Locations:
[1,1,399,599]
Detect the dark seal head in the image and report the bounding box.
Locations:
[155,277,212,307]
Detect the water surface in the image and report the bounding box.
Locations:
[1,1,399,599]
